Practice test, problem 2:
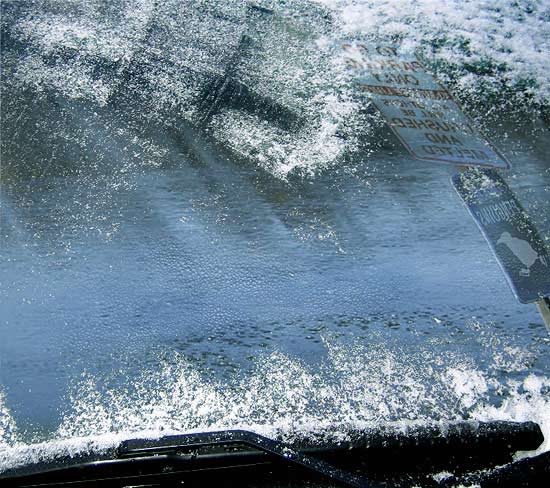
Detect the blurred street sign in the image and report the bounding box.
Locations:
[452,169,550,305]
[342,42,510,170]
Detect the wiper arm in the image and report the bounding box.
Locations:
[2,429,373,488]
[122,429,370,487]
[1,422,543,487]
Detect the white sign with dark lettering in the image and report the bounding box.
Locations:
[342,42,510,169]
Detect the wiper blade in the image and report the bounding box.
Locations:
[121,429,370,487]
[1,429,372,488]
[1,422,544,488]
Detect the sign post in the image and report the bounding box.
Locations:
[537,298,550,331]
[341,40,549,332]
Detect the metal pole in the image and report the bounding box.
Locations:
[536,297,550,334]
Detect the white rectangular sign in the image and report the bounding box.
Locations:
[342,42,510,169]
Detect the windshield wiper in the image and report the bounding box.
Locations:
[1,429,371,488]
[120,429,370,487]
[1,422,544,487]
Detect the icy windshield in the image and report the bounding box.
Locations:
[1,0,549,474]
